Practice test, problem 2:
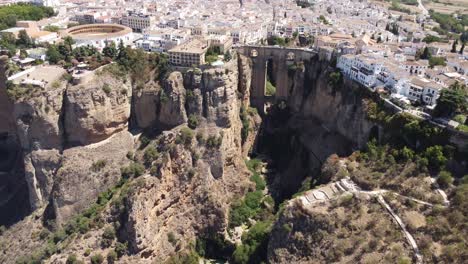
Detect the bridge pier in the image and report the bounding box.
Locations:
[236,46,317,115]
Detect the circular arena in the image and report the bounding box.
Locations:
[62,24,133,49]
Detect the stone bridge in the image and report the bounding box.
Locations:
[236,46,317,113]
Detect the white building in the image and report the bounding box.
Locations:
[121,13,155,32]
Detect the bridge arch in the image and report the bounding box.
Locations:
[237,46,317,114]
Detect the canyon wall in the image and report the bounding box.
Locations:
[0,53,259,263]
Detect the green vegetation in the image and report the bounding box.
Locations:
[240,106,250,144]
[423,35,443,43]
[101,226,116,248]
[429,10,468,34]
[144,146,159,165]
[115,241,128,257]
[205,46,221,64]
[232,220,272,264]
[102,83,112,95]
[102,42,118,59]
[120,162,145,178]
[365,100,445,149]
[394,0,418,5]
[176,127,194,147]
[205,134,223,149]
[167,232,177,246]
[429,56,446,67]
[16,178,131,264]
[437,170,453,188]
[319,15,329,24]
[0,4,54,30]
[66,254,80,264]
[389,1,411,14]
[267,36,291,46]
[90,254,104,264]
[107,250,117,264]
[195,234,235,260]
[296,0,313,8]
[188,114,199,129]
[43,25,60,32]
[91,159,107,172]
[229,159,273,228]
[328,71,343,90]
[265,80,276,96]
[434,82,467,118]
[165,250,199,264]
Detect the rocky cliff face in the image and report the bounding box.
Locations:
[119,57,252,262]
[259,57,376,200]
[0,53,258,263]
[64,72,132,146]
[0,56,30,225]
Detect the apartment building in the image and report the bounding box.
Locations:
[121,13,155,32]
[168,38,209,66]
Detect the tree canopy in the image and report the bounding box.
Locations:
[434,82,467,117]
[0,4,54,30]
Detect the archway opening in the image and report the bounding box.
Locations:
[265,58,276,96]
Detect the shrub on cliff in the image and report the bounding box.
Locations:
[206,134,223,149]
[107,250,117,264]
[144,146,159,165]
[188,114,199,129]
[240,106,250,143]
[90,254,104,264]
[437,171,453,188]
[101,226,116,248]
[328,71,343,90]
[176,127,194,147]
[121,163,145,178]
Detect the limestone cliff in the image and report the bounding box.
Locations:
[259,57,376,199]
[65,71,132,146]
[0,53,258,263]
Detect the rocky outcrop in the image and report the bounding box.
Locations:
[11,72,67,210]
[132,84,159,130]
[50,130,134,225]
[288,59,375,149]
[267,191,412,263]
[120,57,252,262]
[0,56,31,225]
[65,71,132,146]
[156,72,188,128]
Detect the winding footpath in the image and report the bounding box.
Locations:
[377,194,423,264]
[417,0,429,15]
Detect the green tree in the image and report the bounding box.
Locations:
[58,43,71,61]
[102,42,117,59]
[116,40,129,68]
[421,47,431,60]
[16,29,32,47]
[423,145,447,171]
[19,49,28,59]
[438,171,453,188]
[46,45,63,64]
[429,56,446,68]
[423,35,441,43]
[434,82,467,117]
